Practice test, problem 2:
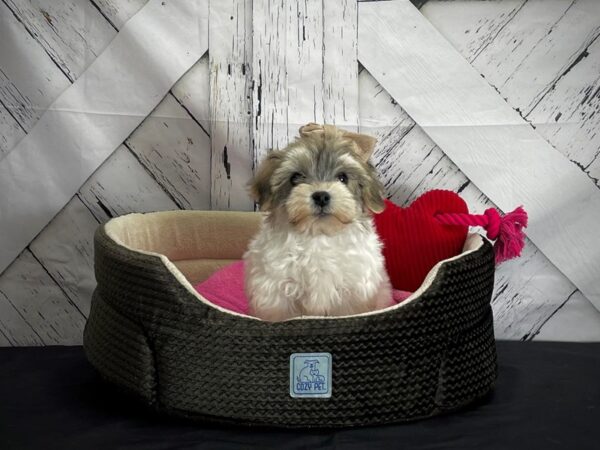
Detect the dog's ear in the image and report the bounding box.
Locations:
[342,131,377,162]
[361,164,386,214]
[248,150,283,211]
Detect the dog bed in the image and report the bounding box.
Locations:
[83,210,497,428]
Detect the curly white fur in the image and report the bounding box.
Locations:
[244,215,392,321]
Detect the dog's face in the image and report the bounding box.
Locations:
[249,124,385,235]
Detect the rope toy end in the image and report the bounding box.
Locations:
[485,206,528,264]
[435,204,529,265]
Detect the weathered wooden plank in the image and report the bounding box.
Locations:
[423,0,600,188]
[3,0,211,210]
[0,0,209,274]
[209,0,253,210]
[28,196,99,317]
[359,0,600,311]
[533,290,600,341]
[491,249,577,340]
[527,34,600,187]
[91,0,150,29]
[421,0,526,64]
[0,0,71,131]
[252,0,359,162]
[0,256,45,347]
[468,0,600,115]
[171,54,211,133]
[3,0,116,82]
[125,94,211,210]
[358,67,413,132]
[252,0,354,167]
[285,0,324,138]
[78,144,179,222]
[323,0,359,129]
[252,0,293,163]
[0,249,85,346]
[0,329,11,347]
[92,0,211,133]
[0,105,23,158]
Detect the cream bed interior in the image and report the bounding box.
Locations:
[104,210,484,306]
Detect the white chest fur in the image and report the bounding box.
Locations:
[243,216,391,321]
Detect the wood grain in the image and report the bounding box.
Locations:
[421,0,526,64]
[0,105,23,159]
[171,54,211,133]
[285,0,324,139]
[470,0,600,115]
[1,0,212,210]
[91,0,150,29]
[527,31,600,187]
[0,329,11,346]
[0,249,85,345]
[251,0,359,164]
[125,94,211,210]
[424,0,600,188]
[78,144,179,222]
[0,0,209,274]
[534,290,600,341]
[92,0,212,133]
[252,0,297,163]
[323,0,359,130]
[209,0,254,210]
[0,0,209,345]
[3,0,116,82]
[359,0,600,312]
[0,0,70,132]
[28,197,99,317]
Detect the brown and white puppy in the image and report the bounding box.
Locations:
[243,123,392,321]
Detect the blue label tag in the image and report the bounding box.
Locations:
[290,353,332,398]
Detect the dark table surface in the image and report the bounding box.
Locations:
[1,342,599,450]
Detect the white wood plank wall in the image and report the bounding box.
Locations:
[0,0,598,344]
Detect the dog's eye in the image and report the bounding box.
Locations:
[290,172,303,185]
[337,172,348,184]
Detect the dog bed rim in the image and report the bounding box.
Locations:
[103,210,486,322]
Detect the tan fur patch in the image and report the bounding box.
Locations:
[285,182,358,235]
[248,150,284,210]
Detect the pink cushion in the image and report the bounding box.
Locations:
[194,261,248,314]
[194,261,412,316]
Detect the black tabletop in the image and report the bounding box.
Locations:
[1,342,599,450]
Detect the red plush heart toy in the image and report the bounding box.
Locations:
[373,190,528,292]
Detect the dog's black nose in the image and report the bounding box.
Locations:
[312,191,331,207]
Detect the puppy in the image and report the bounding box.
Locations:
[243,123,393,321]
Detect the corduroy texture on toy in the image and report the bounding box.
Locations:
[373,190,469,292]
[83,210,497,427]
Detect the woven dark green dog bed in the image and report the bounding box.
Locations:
[83,210,497,427]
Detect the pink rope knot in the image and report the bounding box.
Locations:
[483,208,501,240]
[436,205,528,265]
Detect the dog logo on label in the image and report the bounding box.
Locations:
[290,353,332,398]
